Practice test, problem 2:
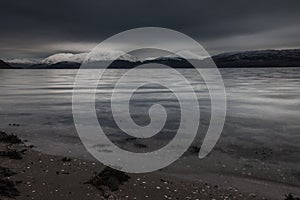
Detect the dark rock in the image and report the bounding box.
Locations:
[188,145,200,154]
[160,178,172,184]
[0,131,22,144]
[285,194,300,200]
[20,149,28,154]
[0,149,23,159]
[15,181,22,185]
[0,167,16,178]
[86,167,130,192]
[0,179,20,198]
[62,157,72,162]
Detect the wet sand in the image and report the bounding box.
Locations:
[0,131,299,200]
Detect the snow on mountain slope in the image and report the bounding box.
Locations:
[6,58,41,64]
[175,50,208,60]
[42,50,139,65]
[87,50,139,62]
[143,50,208,61]
[42,53,88,65]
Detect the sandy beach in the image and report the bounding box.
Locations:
[1,131,299,200]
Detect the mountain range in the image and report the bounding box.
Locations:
[3,49,300,69]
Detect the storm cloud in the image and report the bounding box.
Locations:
[1,0,300,59]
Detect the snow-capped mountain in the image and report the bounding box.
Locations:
[42,50,139,65]
[42,53,88,65]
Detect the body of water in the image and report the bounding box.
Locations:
[1,68,300,190]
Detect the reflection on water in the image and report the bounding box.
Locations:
[0,68,300,186]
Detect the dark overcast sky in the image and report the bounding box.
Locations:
[1,0,300,59]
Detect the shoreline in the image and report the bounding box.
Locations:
[1,131,299,200]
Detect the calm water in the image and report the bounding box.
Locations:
[0,68,300,187]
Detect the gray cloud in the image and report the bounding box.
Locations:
[1,0,300,59]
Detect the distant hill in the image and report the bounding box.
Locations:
[5,49,300,69]
[210,49,300,68]
[0,60,12,69]
[30,62,81,69]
